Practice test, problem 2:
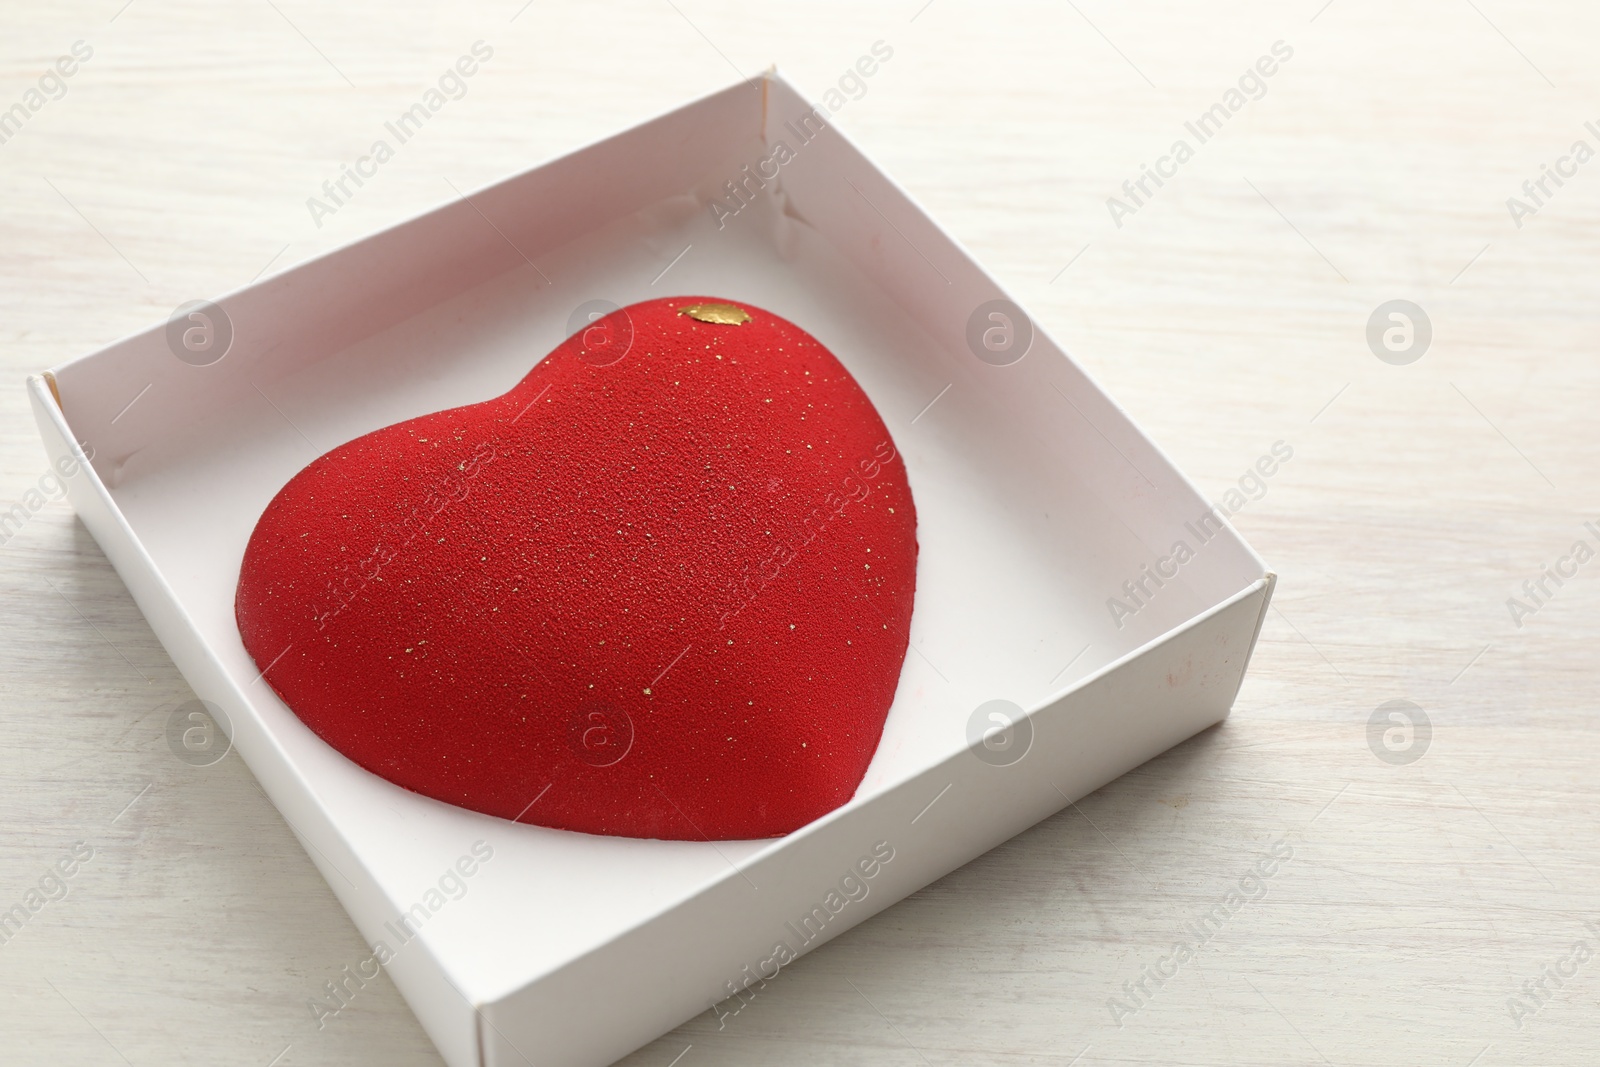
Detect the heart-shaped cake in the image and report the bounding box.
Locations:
[236,297,917,840]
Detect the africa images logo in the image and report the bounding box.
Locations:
[1107,838,1293,1026]
[710,840,896,1028]
[1106,41,1294,228]
[305,42,494,228]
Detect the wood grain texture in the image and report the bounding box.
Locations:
[3,1,1598,1065]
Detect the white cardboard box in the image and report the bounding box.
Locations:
[29,72,1273,1067]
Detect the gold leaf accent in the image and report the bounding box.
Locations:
[678,302,752,325]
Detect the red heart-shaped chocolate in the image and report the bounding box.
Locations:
[236,297,917,839]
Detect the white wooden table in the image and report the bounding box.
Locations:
[4,1,1597,1064]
